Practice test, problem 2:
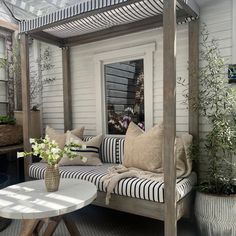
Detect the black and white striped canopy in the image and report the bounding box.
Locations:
[20,0,199,39]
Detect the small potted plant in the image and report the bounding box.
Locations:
[189,25,236,235]
[17,136,87,192]
[0,115,22,147]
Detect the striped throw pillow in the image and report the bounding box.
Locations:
[59,131,103,166]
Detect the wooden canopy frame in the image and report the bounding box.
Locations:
[19,0,199,235]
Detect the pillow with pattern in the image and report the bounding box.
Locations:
[59,131,103,166]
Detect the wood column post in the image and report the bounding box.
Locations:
[62,47,72,132]
[188,20,199,141]
[163,1,177,236]
[20,33,31,180]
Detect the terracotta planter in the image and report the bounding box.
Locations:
[0,124,23,147]
[195,191,236,236]
[14,110,41,138]
[44,165,60,192]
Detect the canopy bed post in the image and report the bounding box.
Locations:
[163,0,177,236]
[20,33,31,180]
[62,46,72,132]
[188,19,199,141]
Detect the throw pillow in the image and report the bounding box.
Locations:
[175,133,193,177]
[59,131,103,166]
[123,122,163,172]
[45,126,84,150]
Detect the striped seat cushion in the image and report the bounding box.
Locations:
[29,163,197,203]
[83,136,125,164]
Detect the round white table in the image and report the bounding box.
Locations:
[0,179,97,236]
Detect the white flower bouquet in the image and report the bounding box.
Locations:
[17,135,87,165]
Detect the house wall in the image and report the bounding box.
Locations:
[39,0,233,137]
[70,24,189,136]
[35,0,233,177]
[41,43,64,132]
[28,41,64,133]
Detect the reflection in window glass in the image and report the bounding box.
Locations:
[105,59,144,135]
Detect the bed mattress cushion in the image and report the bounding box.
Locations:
[29,162,197,203]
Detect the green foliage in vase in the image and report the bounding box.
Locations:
[17,136,87,166]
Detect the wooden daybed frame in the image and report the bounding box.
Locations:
[19,1,200,235]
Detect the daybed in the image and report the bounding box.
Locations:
[29,136,197,221]
[19,1,200,235]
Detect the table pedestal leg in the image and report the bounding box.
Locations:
[19,219,40,236]
[43,216,62,236]
[63,215,81,236]
[20,214,81,236]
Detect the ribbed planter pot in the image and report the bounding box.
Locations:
[195,191,236,236]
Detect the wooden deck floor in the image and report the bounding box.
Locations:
[1,205,198,236]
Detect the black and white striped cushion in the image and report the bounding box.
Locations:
[116,138,125,164]
[83,136,124,164]
[100,137,117,163]
[29,163,197,203]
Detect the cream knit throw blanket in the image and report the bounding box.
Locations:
[101,133,193,205]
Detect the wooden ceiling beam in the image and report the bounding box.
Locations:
[28,31,65,47]
[0,19,18,32]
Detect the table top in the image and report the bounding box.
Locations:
[0,179,97,220]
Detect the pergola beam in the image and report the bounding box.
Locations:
[177,0,200,17]
[29,31,65,47]
[163,0,177,236]
[189,19,199,174]
[62,47,72,132]
[20,33,31,181]
[188,19,199,139]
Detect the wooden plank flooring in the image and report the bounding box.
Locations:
[0,205,198,236]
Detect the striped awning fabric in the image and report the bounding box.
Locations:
[19,0,199,39]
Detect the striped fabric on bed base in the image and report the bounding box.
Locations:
[29,163,197,203]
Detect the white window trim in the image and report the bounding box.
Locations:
[94,43,155,134]
[233,0,236,63]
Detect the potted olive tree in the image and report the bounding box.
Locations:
[192,25,236,235]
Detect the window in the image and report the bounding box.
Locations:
[105,59,144,134]
[95,43,155,134]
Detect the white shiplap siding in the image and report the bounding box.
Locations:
[41,43,64,132]
[70,24,189,136]
[199,0,232,178]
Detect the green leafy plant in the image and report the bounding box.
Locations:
[17,136,87,166]
[0,42,55,112]
[0,115,16,125]
[180,24,236,195]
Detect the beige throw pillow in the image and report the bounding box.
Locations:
[123,122,163,172]
[45,126,84,150]
[59,131,103,166]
